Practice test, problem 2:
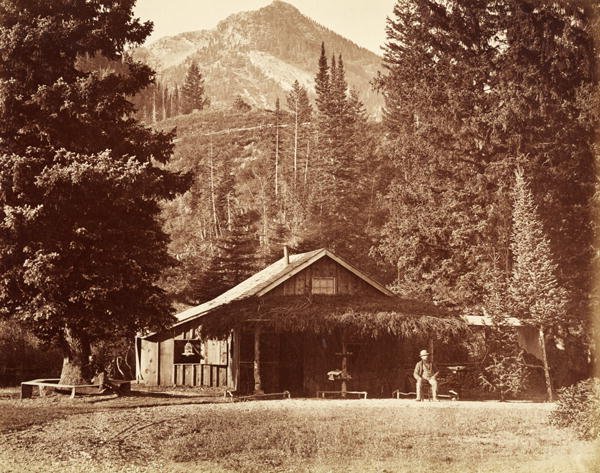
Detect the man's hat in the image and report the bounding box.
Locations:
[419,349,430,357]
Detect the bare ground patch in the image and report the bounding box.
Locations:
[1,398,598,473]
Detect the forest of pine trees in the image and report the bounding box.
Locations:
[0,0,597,397]
[155,1,598,390]
[130,61,209,122]
[159,42,387,309]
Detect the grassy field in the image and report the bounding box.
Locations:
[0,391,598,473]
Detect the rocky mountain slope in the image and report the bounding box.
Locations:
[132,1,383,118]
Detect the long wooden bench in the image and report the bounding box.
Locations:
[392,389,459,400]
[20,378,131,399]
[20,378,103,399]
[224,390,291,402]
[317,390,368,399]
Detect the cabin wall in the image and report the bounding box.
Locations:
[139,323,234,388]
[269,256,383,297]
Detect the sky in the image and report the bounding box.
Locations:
[133,0,396,54]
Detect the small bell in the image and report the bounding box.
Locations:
[182,341,195,356]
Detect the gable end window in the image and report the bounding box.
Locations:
[312,277,336,295]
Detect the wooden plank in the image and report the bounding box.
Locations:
[185,365,194,386]
[156,340,161,386]
[219,367,227,387]
[230,330,240,390]
[139,339,157,386]
[202,365,211,387]
[219,340,228,365]
[198,363,204,386]
[159,339,173,386]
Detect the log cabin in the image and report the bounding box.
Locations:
[135,248,467,397]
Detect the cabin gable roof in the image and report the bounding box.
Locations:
[147,248,393,336]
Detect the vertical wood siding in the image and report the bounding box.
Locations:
[269,256,382,297]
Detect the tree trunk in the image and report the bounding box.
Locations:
[539,326,554,402]
[59,327,92,385]
[209,142,220,237]
[275,121,280,198]
[293,105,298,189]
[304,139,310,188]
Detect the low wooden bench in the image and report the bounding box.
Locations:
[20,378,131,399]
[224,390,291,402]
[392,389,459,400]
[20,379,102,399]
[317,390,368,399]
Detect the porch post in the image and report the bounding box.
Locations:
[340,332,348,398]
[253,324,264,395]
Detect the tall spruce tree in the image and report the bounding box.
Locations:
[286,80,312,190]
[509,169,568,401]
[305,45,374,262]
[0,0,189,384]
[181,61,208,114]
[314,42,330,119]
[376,0,596,323]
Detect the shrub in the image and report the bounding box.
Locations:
[0,320,62,385]
[478,350,530,401]
[550,377,600,440]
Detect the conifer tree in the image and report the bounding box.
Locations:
[314,42,330,118]
[286,80,312,190]
[509,169,567,401]
[172,84,180,117]
[181,61,208,114]
[376,0,596,318]
[273,97,281,199]
[193,212,260,303]
[0,0,189,384]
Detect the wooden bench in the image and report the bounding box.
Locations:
[224,390,291,402]
[317,390,368,399]
[20,378,131,399]
[392,388,459,400]
[20,379,103,399]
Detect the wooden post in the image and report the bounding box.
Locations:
[340,333,348,398]
[254,325,264,395]
[539,327,554,402]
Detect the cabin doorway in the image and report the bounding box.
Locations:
[278,332,304,396]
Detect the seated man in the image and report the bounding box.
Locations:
[413,349,439,401]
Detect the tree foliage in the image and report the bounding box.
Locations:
[509,169,568,328]
[181,61,209,114]
[375,0,597,318]
[0,0,188,383]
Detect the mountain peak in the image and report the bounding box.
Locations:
[132,1,383,117]
[266,0,301,13]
